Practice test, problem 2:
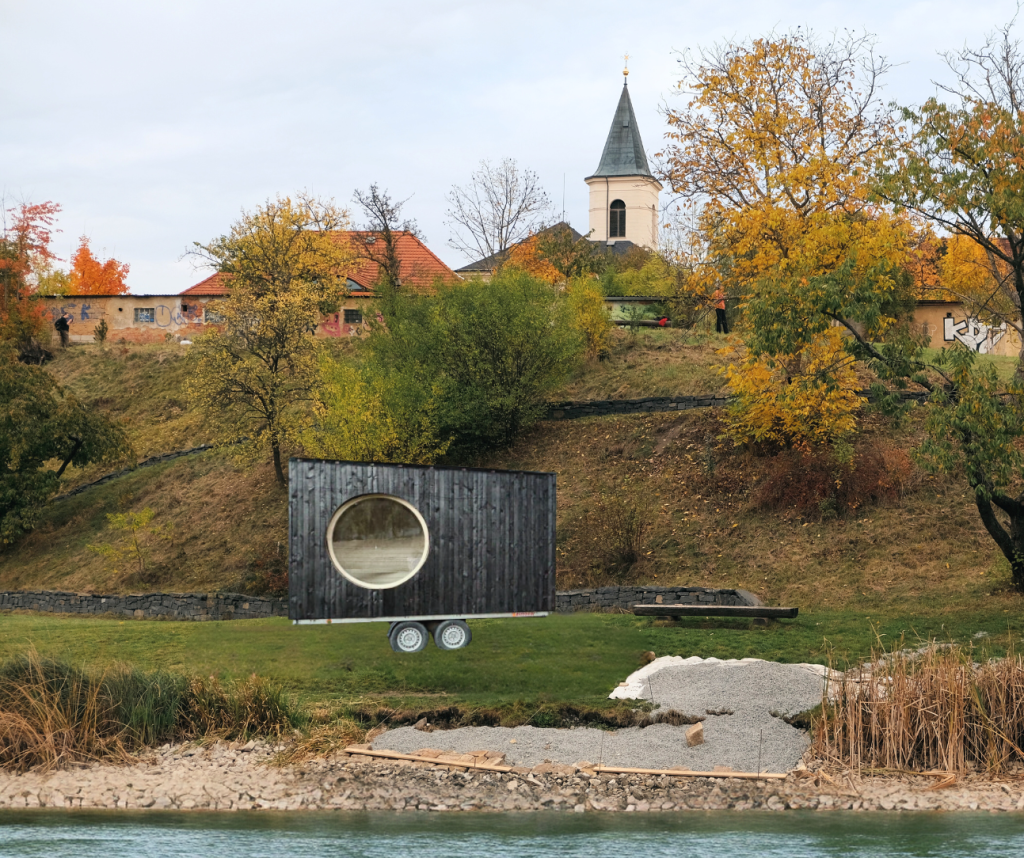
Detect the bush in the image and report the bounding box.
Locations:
[565,277,611,358]
[354,268,584,460]
[751,442,914,519]
[587,490,653,581]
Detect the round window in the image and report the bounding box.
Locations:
[326,495,429,589]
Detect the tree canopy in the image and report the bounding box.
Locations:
[661,31,925,445]
[68,236,130,295]
[186,193,354,485]
[877,17,1024,369]
[0,348,131,541]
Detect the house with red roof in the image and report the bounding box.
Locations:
[180,231,455,337]
[39,231,456,346]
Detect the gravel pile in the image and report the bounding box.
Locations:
[374,657,830,774]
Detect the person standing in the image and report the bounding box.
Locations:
[713,287,729,334]
[54,311,72,348]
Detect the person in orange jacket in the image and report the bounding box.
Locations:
[713,287,729,334]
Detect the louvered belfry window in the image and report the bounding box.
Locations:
[609,200,626,238]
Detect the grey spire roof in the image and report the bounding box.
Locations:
[587,82,653,179]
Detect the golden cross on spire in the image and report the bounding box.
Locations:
[623,53,630,78]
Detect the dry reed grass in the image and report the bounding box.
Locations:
[0,652,296,772]
[813,643,1024,774]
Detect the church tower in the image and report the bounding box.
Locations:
[585,68,662,249]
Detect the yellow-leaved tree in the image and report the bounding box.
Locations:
[302,359,451,465]
[564,276,611,358]
[186,193,354,485]
[662,31,926,446]
[722,327,861,449]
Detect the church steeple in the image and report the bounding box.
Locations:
[584,69,662,249]
[586,80,654,180]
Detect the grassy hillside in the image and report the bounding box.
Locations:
[0,334,1020,631]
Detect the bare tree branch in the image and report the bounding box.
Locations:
[445,159,552,263]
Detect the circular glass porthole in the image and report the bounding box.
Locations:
[326,495,429,589]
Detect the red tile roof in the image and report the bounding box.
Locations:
[181,232,455,295]
[181,272,232,296]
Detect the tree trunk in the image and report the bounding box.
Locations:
[271,438,286,486]
[975,495,1024,593]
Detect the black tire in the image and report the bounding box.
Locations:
[433,619,472,651]
[389,621,428,653]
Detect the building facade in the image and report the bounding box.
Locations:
[584,72,662,250]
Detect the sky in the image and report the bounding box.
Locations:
[1,0,1020,294]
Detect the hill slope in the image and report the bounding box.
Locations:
[0,335,1018,622]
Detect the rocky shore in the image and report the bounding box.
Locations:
[0,740,1021,813]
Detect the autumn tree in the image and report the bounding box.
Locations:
[878,17,1024,372]
[352,184,422,315]
[0,346,131,541]
[918,346,1024,592]
[68,236,129,294]
[882,17,1024,592]
[0,200,61,351]
[536,224,602,282]
[445,158,552,263]
[503,234,562,284]
[186,193,353,485]
[661,31,925,446]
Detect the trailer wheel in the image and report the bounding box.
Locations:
[389,622,428,653]
[434,619,472,650]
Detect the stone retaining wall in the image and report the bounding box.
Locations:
[544,390,929,421]
[0,590,285,621]
[0,586,758,620]
[546,396,730,420]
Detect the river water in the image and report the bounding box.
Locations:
[1,811,1023,857]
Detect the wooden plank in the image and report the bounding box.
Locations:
[632,604,799,619]
[344,746,513,772]
[593,765,787,780]
[343,748,789,779]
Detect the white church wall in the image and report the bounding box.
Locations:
[585,175,662,249]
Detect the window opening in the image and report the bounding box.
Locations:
[327,495,429,589]
[609,200,626,238]
[344,309,363,325]
[134,308,155,323]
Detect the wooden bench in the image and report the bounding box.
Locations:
[632,604,798,620]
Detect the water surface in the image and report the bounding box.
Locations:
[1,810,1022,857]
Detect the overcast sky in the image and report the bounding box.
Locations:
[1,0,1019,294]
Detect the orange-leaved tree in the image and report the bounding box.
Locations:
[661,31,927,446]
[68,236,129,294]
[0,200,61,350]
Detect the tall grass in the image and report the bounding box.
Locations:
[0,652,296,771]
[813,643,1024,774]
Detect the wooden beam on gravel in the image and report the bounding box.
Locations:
[632,604,799,619]
[344,747,513,772]
[592,765,787,780]
[344,747,789,779]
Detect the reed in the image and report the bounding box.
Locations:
[813,642,1024,774]
[0,652,296,771]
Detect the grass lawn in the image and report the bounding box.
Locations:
[1,609,1020,714]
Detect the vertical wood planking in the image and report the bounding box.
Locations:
[289,459,557,620]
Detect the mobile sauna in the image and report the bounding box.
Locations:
[288,459,557,652]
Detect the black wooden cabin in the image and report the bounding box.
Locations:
[288,459,557,629]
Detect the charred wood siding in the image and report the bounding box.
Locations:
[288,459,556,621]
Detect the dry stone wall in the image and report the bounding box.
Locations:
[0,590,285,621]
[0,586,757,621]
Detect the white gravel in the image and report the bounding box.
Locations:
[373,657,831,774]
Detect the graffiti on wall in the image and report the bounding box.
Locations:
[943,315,1007,354]
[49,302,206,328]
